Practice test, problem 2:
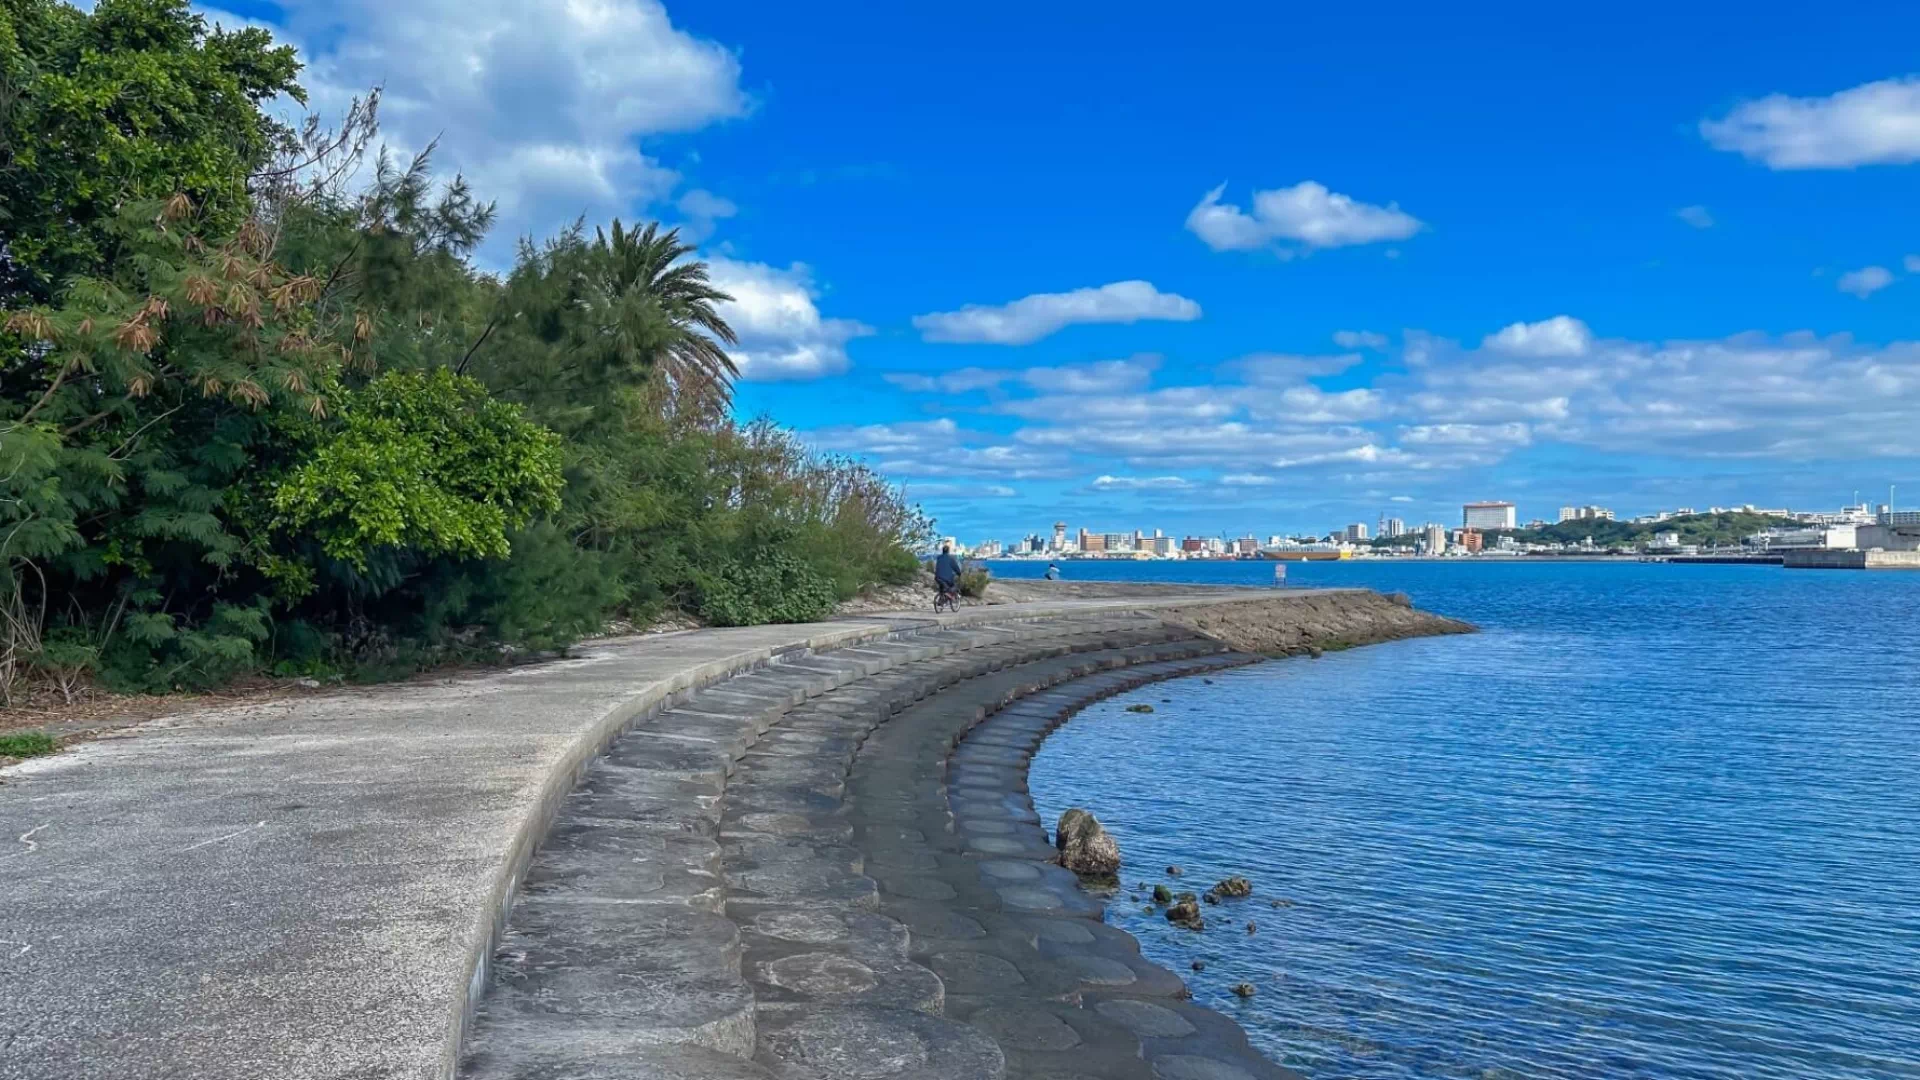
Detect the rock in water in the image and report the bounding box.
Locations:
[1055,808,1122,876]
[1125,703,1155,713]
[1165,898,1205,930]
[1231,982,1256,998]
[1152,884,1173,904]
[1208,876,1253,900]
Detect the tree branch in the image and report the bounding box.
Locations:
[455,316,497,376]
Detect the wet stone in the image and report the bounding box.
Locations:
[1095,999,1197,1038]
[966,1005,1084,1051]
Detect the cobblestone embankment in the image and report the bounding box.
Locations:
[0,589,1460,1080]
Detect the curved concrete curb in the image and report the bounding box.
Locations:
[0,589,1410,1080]
[464,616,1310,1079]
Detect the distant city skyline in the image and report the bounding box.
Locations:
[936,494,1897,549]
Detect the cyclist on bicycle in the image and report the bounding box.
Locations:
[933,543,963,598]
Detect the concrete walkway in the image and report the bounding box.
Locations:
[0,594,1323,1080]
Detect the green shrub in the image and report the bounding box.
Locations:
[699,553,840,627]
[958,567,992,599]
[0,733,58,759]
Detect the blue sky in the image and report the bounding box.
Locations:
[201,0,1920,540]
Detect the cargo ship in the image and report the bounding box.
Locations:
[1256,545,1351,562]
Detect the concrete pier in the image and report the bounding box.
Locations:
[0,590,1461,1080]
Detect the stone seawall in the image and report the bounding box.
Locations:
[1159,589,1474,655]
[0,589,1462,1080]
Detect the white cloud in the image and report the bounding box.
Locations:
[1091,475,1192,491]
[1677,205,1715,229]
[1837,265,1894,299]
[885,356,1158,395]
[1398,422,1533,448]
[707,257,872,380]
[1481,316,1594,358]
[1702,77,1920,169]
[675,188,737,239]
[1389,495,1415,503]
[1906,254,1920,273]
[1220,474,1276,487]
[246,0,749,260]
[1333,330,1389,349]
[1233,352,1364,383]
[912,282,1201,345]
[1186,182,1422,253]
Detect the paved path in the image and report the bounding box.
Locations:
[0,594,1328,1080]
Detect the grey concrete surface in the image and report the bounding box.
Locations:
[0,594,1335,1080]
[463,616,1301,1079]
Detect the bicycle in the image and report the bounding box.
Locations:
[933,582,961,613]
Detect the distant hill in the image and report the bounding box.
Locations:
[1374,511,1795,549]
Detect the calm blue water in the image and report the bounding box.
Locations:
[1009,560,1920,1079]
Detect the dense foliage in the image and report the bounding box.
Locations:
[0,0,928,701]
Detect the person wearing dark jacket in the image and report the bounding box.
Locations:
[934,544,963,591]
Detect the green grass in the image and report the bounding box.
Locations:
[0,732,58,759]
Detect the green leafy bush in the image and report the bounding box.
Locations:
[958,567,992,599]
[270,369,564,570]
[698,553,841,627]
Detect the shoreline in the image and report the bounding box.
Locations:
[1,588,1459,1079]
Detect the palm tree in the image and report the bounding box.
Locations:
[589,220,738,410]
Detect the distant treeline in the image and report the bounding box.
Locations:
[1371,511,1793,549]
[0,0,927,699]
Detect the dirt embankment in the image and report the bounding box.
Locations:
[1157,589,1474,655]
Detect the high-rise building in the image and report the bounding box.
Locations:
[1343,523,1370,542]
[1081,531,1106,553]
[1052,522,1068,550]
[1423,523,1447,554]
[1181,536,1205,552]
[1463,501,1517,530]
[1457,528,1484,553]
[1386,517,1405,537]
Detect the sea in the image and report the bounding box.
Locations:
[994,559,1920,1080]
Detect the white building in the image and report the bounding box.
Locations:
[1463,501,1517,530]
[1344,523,1370,542]
[1386,517,1406,537]
[1558,505,1614,523]
[1423,523,1447,555]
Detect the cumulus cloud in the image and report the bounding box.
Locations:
[1481,316,1594,358]
[912,282,1200,345]
[1220,474,1276,486]
[232,0,749,260]
[1907,254,1920,273]
[1186,182,1422,254]
[707,257,872,380]
[1702,76,1920,169]
[1333,330,1389,349]
[1837,265,1894,299]
[1677,205,1715,229]
[1389,495,1415,503]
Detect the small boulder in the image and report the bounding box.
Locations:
[1152,884,1173,904]
[1208,876,1253,900]
[1203,893,1219,905]
[1191,960,1206,972]
[1165,898,1205,930]
[1125,703,1155,714]
[1246,921,1257,934]
[1166,865,1183,876]
[1231,982,1256,998]
[1307,645,1325,659]
[1054,808,1122,876]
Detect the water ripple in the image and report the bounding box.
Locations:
[1023,561,1920,1079]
